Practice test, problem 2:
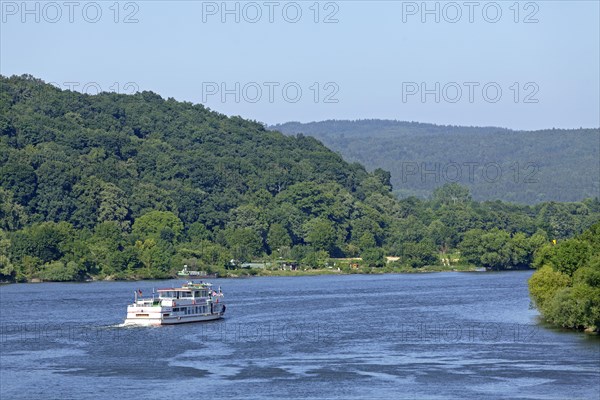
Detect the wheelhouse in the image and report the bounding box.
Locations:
[157,283,214,299]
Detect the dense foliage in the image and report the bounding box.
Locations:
[529,222,600,332]
[272,120,600,204]
[1,75,599,283]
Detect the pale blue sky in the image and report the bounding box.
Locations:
[1,1,599,129]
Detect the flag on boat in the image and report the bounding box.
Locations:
[138,289,142,296]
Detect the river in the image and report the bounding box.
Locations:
[1,271,598,399]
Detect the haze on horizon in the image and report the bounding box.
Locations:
[1,1,599,130]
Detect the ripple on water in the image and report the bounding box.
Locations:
[1,272,599,400]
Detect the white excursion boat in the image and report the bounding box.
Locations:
[123,281,226,326]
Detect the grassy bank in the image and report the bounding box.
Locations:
[0,263,489,283]
[250,264,482,277]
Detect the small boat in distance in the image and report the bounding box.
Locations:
[177,265,218,278]
[123,281,226,326]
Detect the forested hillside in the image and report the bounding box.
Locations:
[271,120,600,204]
[1,75,599,285]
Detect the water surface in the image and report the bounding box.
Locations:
[1,271,598,399]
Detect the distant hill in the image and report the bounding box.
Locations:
[271,120,600,204]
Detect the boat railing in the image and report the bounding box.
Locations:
[133,299,161,307]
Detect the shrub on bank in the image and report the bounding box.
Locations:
[529,223,600,332]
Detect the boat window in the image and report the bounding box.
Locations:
[181,291,191,298]
[194,291,200,297]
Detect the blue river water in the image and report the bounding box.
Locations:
[1,271,599,400]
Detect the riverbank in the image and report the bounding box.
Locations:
[1,264,493,284]
[233,263,485,277]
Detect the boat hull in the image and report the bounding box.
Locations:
[123,312,224,327]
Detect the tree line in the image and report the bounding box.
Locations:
[0,75,599,286]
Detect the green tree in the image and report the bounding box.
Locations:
[267,223,292,253]
[528,265,571,312]
[373,168,392,191]
[428,219,451,251]
[548,239,592,276]
[351,212,384,249]
[303,218,336,254]
[87,221,128,276]
[0,229,16,280]
[222,228,263,262]
[401,241,438,268]
[529,222,600,331]
[573,257,600,287]
[357,232,377,252]
[535,203,576,240]
[227,204,268,236]
[432,183,472,206]
[177,240,232,270]
[361,247,385,267]
[0,161,37,204]
[185,221,212,243]
[9,221,74,264]
[132,211,183,244]
[460,229,523,270]
[38,260,86,282]
[134,239,170,277]
[544,285,600,330]
[507,232,533,269]
[302,249,330,269]
[0,188,27,230]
